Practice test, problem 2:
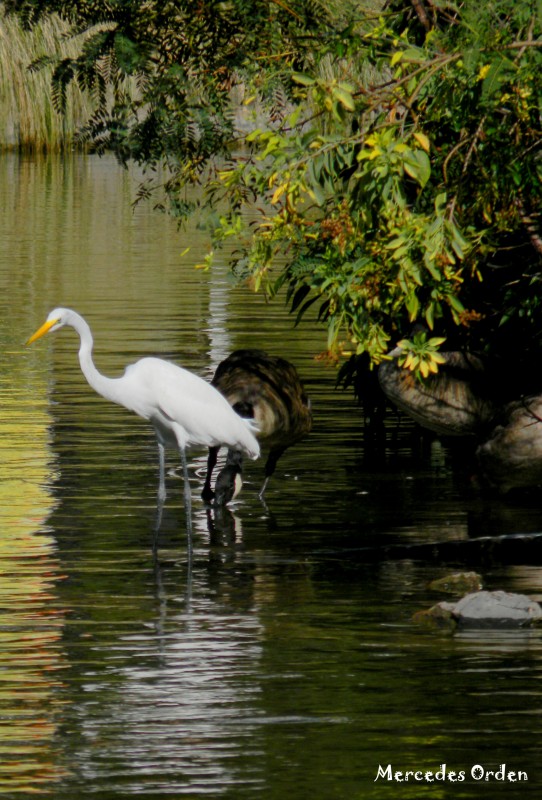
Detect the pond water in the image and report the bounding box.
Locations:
[1,153,542,799]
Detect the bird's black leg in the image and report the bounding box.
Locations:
[259,446,287,499]
[201,445,219,503]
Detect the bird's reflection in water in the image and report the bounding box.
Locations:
[206,502,242,545]
[151,487,243,619]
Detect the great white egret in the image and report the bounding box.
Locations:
[27,308,260,535]
[201,348,312,503]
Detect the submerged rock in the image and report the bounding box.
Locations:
[428,572,483,596]
[415,590,542,631]
[413,603,456,631]
[377,348,542,494]
[375,343,542,493]
[477,396,542,493]
[378,351,496,437]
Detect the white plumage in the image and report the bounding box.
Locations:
[27,308,259,533]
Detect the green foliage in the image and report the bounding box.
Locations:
[5,0,336,171]
[209,0,542,373]
[6,0,542,381]
[395,331,447,378]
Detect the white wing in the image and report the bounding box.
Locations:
[121,358,260,456]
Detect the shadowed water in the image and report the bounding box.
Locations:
[1,154,542,798]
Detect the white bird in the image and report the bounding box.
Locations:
[26,308,260,537]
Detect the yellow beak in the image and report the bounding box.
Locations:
[26,318,59,345]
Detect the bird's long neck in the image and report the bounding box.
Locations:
[73,314,122,405]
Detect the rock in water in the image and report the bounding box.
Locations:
[428,572,483,595]
[477,396,542,492]
[415,590,542,630]
[378,351,496,437]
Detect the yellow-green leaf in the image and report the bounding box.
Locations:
[333,87,355,111]
[413,131,430,152]
[293,73,316,86]
[403,149,431,188]
[271,184,287,204]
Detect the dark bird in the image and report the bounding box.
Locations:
[201,349,312,504]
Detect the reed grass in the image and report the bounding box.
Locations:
[0,0,383,152]
[0,3,95,151]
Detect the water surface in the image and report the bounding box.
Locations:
[1,153,542,798]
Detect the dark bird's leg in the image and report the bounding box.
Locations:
[201,445,219,503]
[259,446,287,499]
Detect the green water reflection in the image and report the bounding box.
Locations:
[0,154,542,798]
[0,342,65,792]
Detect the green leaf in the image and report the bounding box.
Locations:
[423,254,442,281]
[481,58,506,102]
[292,73,316,86]
[246,128,263,142]
[333,87,355,111]
[425,302,435,329]
[448,295,465,313]
[307,182,326,207]
[405,292,420,321]
[403,149,431,188]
